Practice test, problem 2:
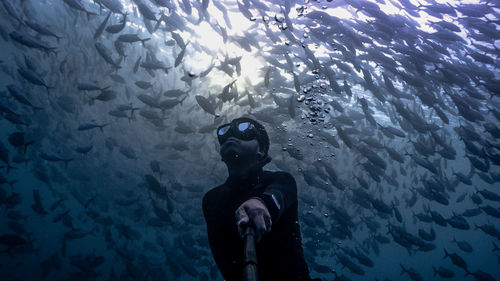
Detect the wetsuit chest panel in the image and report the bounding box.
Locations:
[204,171,314,281]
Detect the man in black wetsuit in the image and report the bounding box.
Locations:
[203,117,321,281]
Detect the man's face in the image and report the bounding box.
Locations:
[220,137,260,164]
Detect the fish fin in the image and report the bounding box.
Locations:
[63,159,73,168]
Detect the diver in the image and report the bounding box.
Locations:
[203,117,322,281]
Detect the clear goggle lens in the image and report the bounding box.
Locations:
[217,122,257,143]
[237,122,251,132]
[218,125,231,136]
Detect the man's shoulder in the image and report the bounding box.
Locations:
[202,184,225,217]
[203,184,225,204]
[263,170,296,183]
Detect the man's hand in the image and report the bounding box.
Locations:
[235,197,272,242]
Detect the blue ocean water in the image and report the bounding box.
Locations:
[0,0,499,280]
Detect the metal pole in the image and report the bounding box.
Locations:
[242,225,258,281]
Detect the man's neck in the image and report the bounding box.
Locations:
[227,161,259,180]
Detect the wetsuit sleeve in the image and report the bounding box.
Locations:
[202,190,239,280]
[202,189,215,222]
[202,191,211,220]
[255,172,297,223]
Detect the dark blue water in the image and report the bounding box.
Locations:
[0,0,499,280]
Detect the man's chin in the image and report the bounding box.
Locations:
[221,150,245,164]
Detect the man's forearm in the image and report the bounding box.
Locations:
[258,185,296,222]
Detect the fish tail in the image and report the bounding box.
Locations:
[6,163,15,174]
[423,204,429,213]
[61,238,67,257]
[141,38,151,46]
[49,48,58,57]
[432,266,437,277]
[399,264,406,275]
[130,108,139,118]
[24,141,35,154]
[90,226,99,236]
[180,94,188,105]
[0,246,14,257]
[8,180,18,189]
[493,242,499,251]
[443,248,449,259]
[85,10,98,21]
[32,105,44,112]
[63,159,73,168]
[99,124,108,133]
[153,19,161,32]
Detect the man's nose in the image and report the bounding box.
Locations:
[225,137,240,143]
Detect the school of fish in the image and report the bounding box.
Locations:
[0,0,499,280]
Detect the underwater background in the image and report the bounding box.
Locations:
[0,0,499,280]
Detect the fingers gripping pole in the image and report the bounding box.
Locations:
[243,225,258,281]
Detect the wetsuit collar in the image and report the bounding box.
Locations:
[225,155,271,188]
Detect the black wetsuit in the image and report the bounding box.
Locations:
[203,167,319,281]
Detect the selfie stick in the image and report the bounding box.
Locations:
[243,225,258,281]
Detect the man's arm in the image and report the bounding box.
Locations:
[202,192,209,220]
[236,172,297,241]
[202,189,217,222]
[252,171,297,223]
[203,190,242,280]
